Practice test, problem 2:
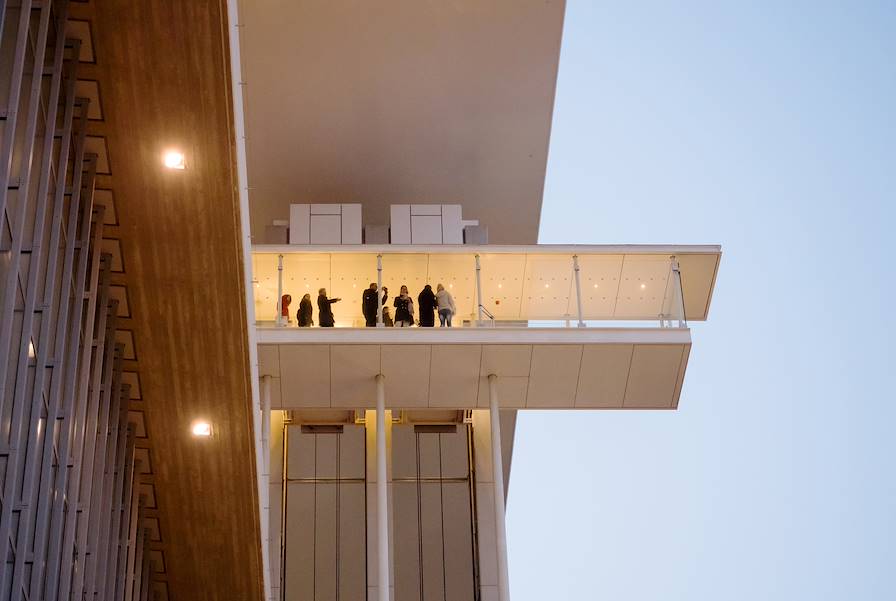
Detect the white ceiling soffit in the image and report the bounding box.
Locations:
[257,341,692,410]
[251,247,721,322]
[238,0,566,244]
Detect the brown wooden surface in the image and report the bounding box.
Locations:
[72,1,263,599]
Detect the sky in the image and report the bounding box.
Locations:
[506,2,896,600]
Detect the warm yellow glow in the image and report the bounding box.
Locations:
[593,284,598,288]
[191,421,212,437]
[163,150,186,170]
[497,283,502,288]
[28,340,36,359]
[640,283,646,289]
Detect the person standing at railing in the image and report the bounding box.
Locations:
[381,286,392,326]
[297,293,313,327]
[317,288,341,327]
[436,284,456,327]
[393,285,415,327]
[417,284,437,327]
[280,294,292,324]
[362,282,379,327]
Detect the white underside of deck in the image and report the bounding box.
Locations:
[256,327,692,410]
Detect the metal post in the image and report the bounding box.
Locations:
[475,254,484,324]
[669,257,685,328]
[260,374,272,595]
[488,374,511,601]
[572,255,585,327]
[375,374,390,601]
[276,254,284,325]
[376,254,384,327]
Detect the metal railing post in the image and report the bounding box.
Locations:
[276,254,284,325]
[475,254,484,324]
[376,254,384,327]
[572,254,585,327]
[671,257,686,328]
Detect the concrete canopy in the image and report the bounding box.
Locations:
[238,0,567,244]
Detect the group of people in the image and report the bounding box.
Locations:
[278,283,457,328]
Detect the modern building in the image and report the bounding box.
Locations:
[0,2,718,601]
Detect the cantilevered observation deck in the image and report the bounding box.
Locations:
[252,244,720,411]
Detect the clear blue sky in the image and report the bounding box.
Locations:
[507,2,895,599]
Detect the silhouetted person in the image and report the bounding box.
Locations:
[317,288,340,327]
[362,282,378,327]
[297,293,313,327]
[436,284,456,327]
[280,294,292,324]
[417,284,437,327]
[393,285,415,327]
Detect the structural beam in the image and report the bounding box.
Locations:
[488,374,511,601]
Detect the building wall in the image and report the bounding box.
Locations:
[0,2,156,599]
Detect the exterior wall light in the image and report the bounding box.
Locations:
[163,150,186,170]
[191,421,213,437]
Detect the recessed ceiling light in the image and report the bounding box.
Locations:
[640,283,646,289]
[545,284,550,288]
[593,284,598,288]
[163,150,186,170]
[191,421,212,437]
[498,283,502,288]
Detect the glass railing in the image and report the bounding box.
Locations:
[251,250,688,329]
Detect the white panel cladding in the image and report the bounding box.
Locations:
[257,344,280,377]
[290,204,363,245]
[390,205,411,244]
[262,331,692,410]
[310,203,342,215]
[575,344,633,408]
[381,345,431,407]
[525,345,583,407]
[476,376,529,408]
[341,203,363,244]
[391,425,476,601]
[283,425,368,600]
[279,345,330,407]
[429,345,481,407]
[441,204,464,244]
[289,203,311,244]
[624,344,686,408]
[411,215,443,244]
[310,214,342,244]
[410,204,443,216]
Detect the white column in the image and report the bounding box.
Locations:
[377,254,384,327]
[260,375,273,600]
[475,254,484,324]
[375,374,390,601]
[488,374,511,601]
[276,254,284,326]
[572,254,585,327]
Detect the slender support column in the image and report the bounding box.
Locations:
[475,254,484,324]
[488,374,511,601]
[276,254,284,325]
[572,255,586,327]
[260,374,272,586]
[376,254,384,327]
[375,374,390,601]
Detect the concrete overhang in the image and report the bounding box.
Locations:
[257,326,692,411]
[237,1,567,244]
